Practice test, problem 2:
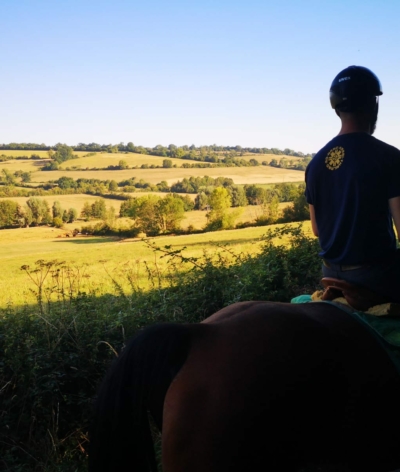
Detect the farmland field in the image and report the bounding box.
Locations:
[0,220,312,307]
[58,152,195,169]
[0,150,88,158]
[29,165,305,185]
[0,158,50,173]
[236,152,303,163]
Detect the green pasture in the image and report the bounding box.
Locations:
[29,165,305,186]
[0,221,313,308]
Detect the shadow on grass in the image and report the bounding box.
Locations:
[159,236,265,249]
[53,237,120,244]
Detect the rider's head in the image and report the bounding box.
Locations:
[330,66,382,135]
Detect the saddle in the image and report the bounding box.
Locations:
[321,277,390,312]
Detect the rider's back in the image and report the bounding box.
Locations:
[306,132,400,265]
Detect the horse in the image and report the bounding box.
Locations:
[89,301,400,472]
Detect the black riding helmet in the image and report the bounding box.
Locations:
[330,66,383,112]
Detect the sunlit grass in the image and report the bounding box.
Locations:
[29,165,304,186]
[0,221,313,307]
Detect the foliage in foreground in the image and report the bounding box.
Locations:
[0,226,321,471]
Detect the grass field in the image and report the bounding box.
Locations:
[68,153,301,168]
[0,150,88,158]
[0,159,50,173]
[237,152,303,163]
[182,202,291,229]
[28,165,304,186]
[58,152,195,169]
[0,220,312,307]
[0,151,305,187]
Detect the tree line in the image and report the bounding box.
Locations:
[0,183,309,233]
[0,143,312,172]
[0,142,315,158]
[0,198,78,228]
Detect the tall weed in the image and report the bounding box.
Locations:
[0,225,321,470]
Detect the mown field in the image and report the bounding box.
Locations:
[58,152,193,169]
[0,150,88,158]
[0,219,311,308]
[0,150,305,187]
[28,165,304,185]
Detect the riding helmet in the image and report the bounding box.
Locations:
[329,66,383,112]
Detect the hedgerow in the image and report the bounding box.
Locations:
[0,225,321,471]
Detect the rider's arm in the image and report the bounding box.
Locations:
[309,204,319,237]
[389,196,400,240]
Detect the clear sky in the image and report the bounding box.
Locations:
[1,0,400,153]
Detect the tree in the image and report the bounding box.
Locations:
[228,186,248,207]
[282,186,309,222]
[25,198,51,225]
[53,144,75,164]
[129,195,162,235]
[205,187,238,230]
[156,180,170,192]
[91,199,107,219]
[261,195,280,223]
[109,180,118,192]
[53,217,64,228]
[81,202,92,221]
[57,176,77,189]
[126,142,135,152]
[157,195,185,233]
[120,194,186,235]
[16,204,32,227]
[163,159,173,168]
[1,169,16,186]
[208,187,231,213]
[67,208,78,223]
[0,200,18,228]
[21,171,31,183]
[194,192,210,210]
[244,185,266,205]
[118,160,128,170]
[52,201,63,219]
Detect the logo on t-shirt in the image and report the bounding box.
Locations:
[325,146,345,170]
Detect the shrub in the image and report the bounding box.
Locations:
[0,225,320,470]
[53,216,64,228]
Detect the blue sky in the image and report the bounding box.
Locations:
[1,0,400,153]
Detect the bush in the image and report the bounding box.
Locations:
[53,216,64,228]
[0,225,320,470]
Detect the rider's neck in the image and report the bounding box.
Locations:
[337,111,373,136]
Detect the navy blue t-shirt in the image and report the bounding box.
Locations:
[305,133,400,264]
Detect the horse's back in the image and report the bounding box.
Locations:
[163,302,400,472]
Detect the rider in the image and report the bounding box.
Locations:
[305,65,400,302]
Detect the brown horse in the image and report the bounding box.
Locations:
[89,301,400,472]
